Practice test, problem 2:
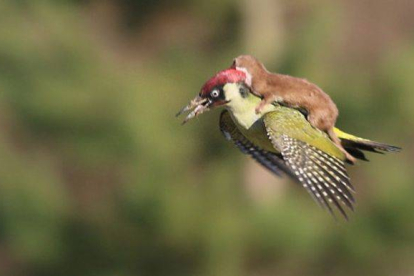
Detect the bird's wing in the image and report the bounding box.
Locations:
[263,108,355,219]
[219,110,295,179]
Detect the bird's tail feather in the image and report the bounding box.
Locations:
[334,128,401,161]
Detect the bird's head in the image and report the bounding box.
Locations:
[176,68,252,124]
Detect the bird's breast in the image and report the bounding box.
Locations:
[228,110,278,153]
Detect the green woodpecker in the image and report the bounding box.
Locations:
[177,68,400,219]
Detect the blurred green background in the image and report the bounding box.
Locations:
[0,0,413,275]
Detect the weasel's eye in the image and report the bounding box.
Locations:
[210,89,220,98]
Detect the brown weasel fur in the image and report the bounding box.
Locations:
[233,55,356,163]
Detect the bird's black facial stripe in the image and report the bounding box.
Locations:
[208,85,225,102]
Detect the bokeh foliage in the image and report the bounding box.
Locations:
[0,1,413,276]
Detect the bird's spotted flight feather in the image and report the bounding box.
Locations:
[267,133,355,219]
[261,109,356,218]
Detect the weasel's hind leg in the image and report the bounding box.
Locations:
[308,113,355,163]
[328,128,356,164]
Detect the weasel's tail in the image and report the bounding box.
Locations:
[334,128,401,161]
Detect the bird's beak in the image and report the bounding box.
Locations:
[176,96,212,124]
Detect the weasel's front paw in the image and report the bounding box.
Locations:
[255,101,267,114]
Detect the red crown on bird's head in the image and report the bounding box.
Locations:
[200,69,247,97]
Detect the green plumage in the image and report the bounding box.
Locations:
[264,107,345,160]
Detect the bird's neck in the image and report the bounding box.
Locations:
[225,93,276,129]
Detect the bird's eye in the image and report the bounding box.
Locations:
[210,89,220,98]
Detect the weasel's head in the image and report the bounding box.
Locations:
[231,55,268,84]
